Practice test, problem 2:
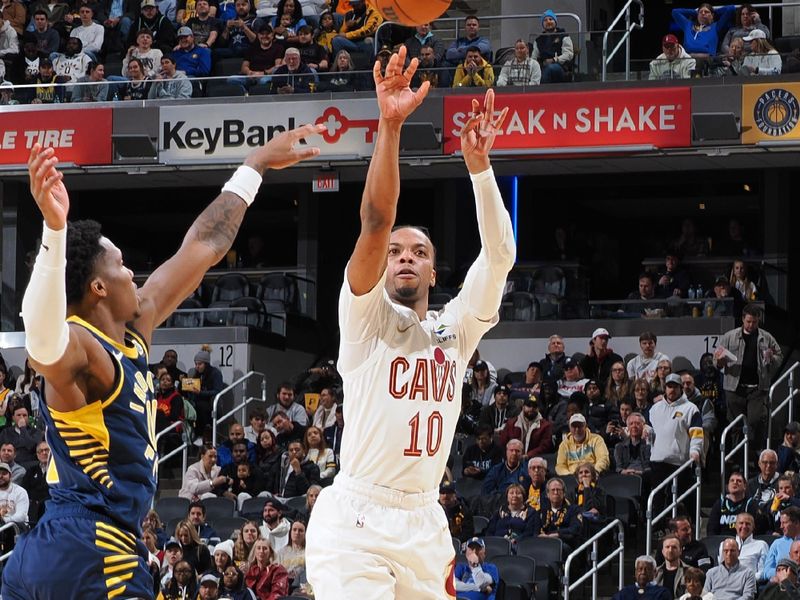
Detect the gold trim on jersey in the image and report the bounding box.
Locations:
[95,521,139,599]
[125,327,150,364]
[49,400,114,489]
[66,315,140,359]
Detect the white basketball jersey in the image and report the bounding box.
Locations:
[337,268,497,494]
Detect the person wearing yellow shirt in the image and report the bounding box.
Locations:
[453,46,494,88]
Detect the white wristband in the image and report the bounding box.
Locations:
[39,223,68,268]
[222,165,262,206]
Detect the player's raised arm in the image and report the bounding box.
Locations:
[136,123,326,335]
[458,89,516,320]
[347,45,430,296]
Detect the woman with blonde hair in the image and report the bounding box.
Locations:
[303,426,336,481]
[276,519,307,590]
[233,520,261,571]
[245,538,290,599]
[174,519,211,575]
[650,359,672,399]
[743,31,782,75]
[730,259,757,300]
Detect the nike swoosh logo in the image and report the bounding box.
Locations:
[112,350,123,361]
[397,324,414,333]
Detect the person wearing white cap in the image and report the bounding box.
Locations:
[742,29,781,75]
[0,462,29,525]
[579,327,622,390]
[555,413,610,476]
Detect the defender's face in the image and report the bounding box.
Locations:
[386,228,436,304]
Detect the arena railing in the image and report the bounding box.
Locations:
[562,518,625,600]
[645,457,701,555]
[719,413,750,496]
[767,361,799,449]
[588,297,734,319]
[602,0,645,81]
[154,418,190,499]
[0,522,22,563]
[211,370,267,447]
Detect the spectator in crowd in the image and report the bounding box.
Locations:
[159,536,183,587]
[179,445,226,501]
[716,218,753,258]
[532,9,574,83]
[605,361,631,408]
[31,10,60,55]
[300,484,320,521]
[187,501,219,544]
[672,218,709,257]
[627,273,663,316]
[656,534,690,599]
[627,332,670,382]
[217,422,257,468]
[557,357,589,400]
[706,537,757,600]
[541,334,567,383]
[272,439,319,497]
[539,477,582,551]
[719,512,768,580]
[649,33,696,80]
[70,5,104,60]
[486,483,540,541]
[481,384,517,434]
[605,398,645,447]
[670,515,713,571]
[555,413,610,476]
[742,29,781,75]
[198,573,223,600]
[21,440,49,523]
[482,439,530,497]
[275,519,306,591]
[121,56,152,98]
[585,379,611,434]
[174,518,212,574]
[0,14,19,60]
[445,15,490,66]
[315,47,365,91]
[613,555,671,600]
[52,37,92,87]
[159,559,197,599]
[303,426,336,481]
[269,0,305,40]
[769,476,800,534]
[778,422,800,474]
[0,459,28,527]
[500,395,553,459]
[1,0,25,36]
[154,371,184,435]
[730,260,757,301]
[454,537,499,600]
[330,0,380,57]
[220,566,256,600]
[403,22,444,63]
[467,360,496,408]
[245,538,290,599]
[439,480,474,543]
[183,346,225,441]
[266,382,308,426]
[271,411,306,450]
[409,43,446,88]
[175,0,211,25]
[721,4,769,54]
[256,428,282,478]
[269,45,313,93]
[217,0,257,59]
[614,412,651,475]
[649,373,703,516]
[681,371,717,461]
[259,499,291,552]
[128,0,178,54]
[185,0,220,47]
[0,405,43,465]
[173,26,211,83]
[696,352,726,421]
[452,44,493,88]
[677,567,712,600]
[323,403,344,459]
[526,456,549,511]
[214,540,235,576]
[294,24,327,71]
[233,520,260,571]
[656,252,691,298]
[463,425,503,480]
[123,29,163,78]
[716,305,782,460]
[671,3,736,58]
[708,471,759,535]
[8,37,41,101]
[509,361,542,406]
[313,10,336,55]
[580,328,622,390]
[712,35,747,76]
[572,462,607,518]
[218,443,265,509]
[761,558,800,600]
[243,408,268,444]
[704,276,746,319]
[496,39,540,86]
[763,507,800,581]
[0,444,25,483]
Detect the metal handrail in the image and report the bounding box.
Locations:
[767,362,799,449]
[0,521,22,563]
[211,371,267,447]
[151,419,190,508]
[563,519,625,599]
[602,0,645,82]
[720,413,749,496]
[646,458,702,555]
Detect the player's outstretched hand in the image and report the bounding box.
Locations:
[28,144,70,231]
[460,89,509,174]
[244,123,327,174]
[373,45,430,123]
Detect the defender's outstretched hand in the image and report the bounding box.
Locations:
[244,123,327,174]
[28,144,70,231]
[373,45,430,123]
[460,89,509,174]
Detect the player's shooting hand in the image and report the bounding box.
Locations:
[459,89,509,174]
[243,122,326,175]
[373,44,429,124]
[28,144,70,231]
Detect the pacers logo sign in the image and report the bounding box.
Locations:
[742,83,800,143]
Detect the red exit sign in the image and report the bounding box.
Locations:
[312,170,339,193]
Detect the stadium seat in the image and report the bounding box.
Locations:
[202,496,236,519]
[212,273,250,303]
[155,497,190,523]
[599,473,642,512]
[256,273,299,312]
[211,516,245,542]
[516,535,563,597]
[473,515,489,536]
[483,536,511,557]
[168,298,204,328]
[212,57,246,76]
[262,299,287,336]
[205,300,231,326]
[206,80,246,97]
[491,555,536,600]
[700,535,735,566]
[229,296,268,328]
[285,495,307,514]
[240,496,267,520]
[456,477,483,500]
[532,266,566,319]
[502,291,537,321]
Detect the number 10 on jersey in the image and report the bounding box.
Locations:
[404,411,444,457]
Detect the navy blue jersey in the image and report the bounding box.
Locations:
[41,315,158,535]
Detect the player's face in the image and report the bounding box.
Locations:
[386,228,436,306]
[93,238,140,321]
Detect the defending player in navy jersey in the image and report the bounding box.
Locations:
[2,124,324,600]
[306,46,515,599]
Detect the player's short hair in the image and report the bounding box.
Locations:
[66,220,105,305]
[391,225,437,261]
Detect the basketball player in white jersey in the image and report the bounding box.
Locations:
[306,46,515,599]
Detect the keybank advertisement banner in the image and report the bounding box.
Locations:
[443,87,692,153]
[741,83,800,144]
[159,100,381,161]
[0,108,112,166]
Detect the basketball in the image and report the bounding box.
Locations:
[368,0,451,26]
